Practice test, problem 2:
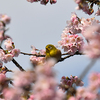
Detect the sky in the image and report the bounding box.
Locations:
[0,0,100,86]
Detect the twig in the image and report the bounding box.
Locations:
[59,51,82,62]
[12,58,25,71]
[20,52,45,57]
[79,59,97,80]
[3,66,13,72]
[58,55,73,62]
[0,46,25,71]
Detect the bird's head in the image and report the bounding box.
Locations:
[45,44,56,53]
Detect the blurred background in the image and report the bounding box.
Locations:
[0,0,100,86]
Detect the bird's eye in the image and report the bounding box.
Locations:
[48,46,52,49]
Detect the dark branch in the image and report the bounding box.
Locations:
[12,58,25,71]
[58,55,73,62]
[0,46,25,71]
[20,51,45,57]
[4,66,13,72]
[59,51,83,62]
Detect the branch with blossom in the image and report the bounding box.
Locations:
[0,0,100,100]
[74,0,100,15]
[27,0,57,5]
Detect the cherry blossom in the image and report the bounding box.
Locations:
[82,23,100,58]
[0,73,6,83]
[30,46,46,66]
[4,38,15,51]
[33,60,65,100]
[27,0,56,5]
[2,54,13,63]
[11,49,20,57]
[3,88,22,100]
[0,14,11,24]
[58,33,84,55]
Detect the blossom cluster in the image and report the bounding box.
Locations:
[74,0,100,15]
[1,0,100,100]
[58,13,84,55]
[0,70,36,100]
[60,76,84,90]
[61,12,99,35]
[59,75,83,99]
[27,0,56,5]
[58,12,100,58]
[32,60,65,100]
[83,23,100,58]
[30,46,46,66]
[69,72,100,100]
[0,38,20,63]
[0,59,65,100]
[63,12,81,35]
[0,14,11,42]
[58,34,83,55]
[0,14,11,25]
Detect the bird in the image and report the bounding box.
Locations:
[45,44,61,62]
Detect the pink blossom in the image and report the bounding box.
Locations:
[81,17,100,34]
[0,14,11,24]
[60,75,83,91]
[50,0,57,4]
[2,54,13,63]
[74,0,81,4]
[30,55,45,66]
[13,71,36,89]
[55,89,65,100]
[27,0,56,5]
[68,96,76,100]
[58,33,84,55]
[34,60,65,100]
[41,0,49,5]
[71,12,79,25]
[82,3,94,15]
[3,88,21,100]
[71,87,97,100]
[0,49,5,61]
[82,23,100,58]
[83,40,100,58]
[30,47,46,66]
[88,72,100,91]
[4,38,15,51]
[69,72,100,99]
[82,23,100,40]
[74,1,94,15]
[0,30,4,41]
[65,13,81,34]
[11,49,20,57]
[0,73,6,83]
[27,0,35,3]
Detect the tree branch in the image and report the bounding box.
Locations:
[20,51,45,57]
[59,51,82,62]
[0,46,25,71]
[79,59,97,80]
[12,58,25,71]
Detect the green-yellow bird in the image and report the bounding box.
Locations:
[45,44,61,62]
